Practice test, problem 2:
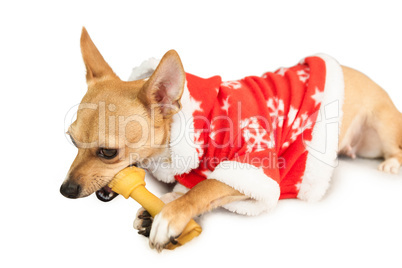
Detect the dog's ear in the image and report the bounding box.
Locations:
[138,50,185,118]
[80,27,118,84]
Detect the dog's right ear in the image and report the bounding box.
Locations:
[80,27,118,84]
[138,50,185,119]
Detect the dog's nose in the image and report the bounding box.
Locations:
[60,181,81,199]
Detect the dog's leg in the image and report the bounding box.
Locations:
[148,179,247,251]
[341,66,402,174]
[373,110,402,174]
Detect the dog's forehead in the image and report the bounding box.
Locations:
[86,79,145,99]
[70,80,150,146]
[79,79,147,114]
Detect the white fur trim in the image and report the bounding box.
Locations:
[128,58,160,81]
[297,54,344,202]
[208,161,280,216]
[168,82,201,175]
[141,149,177,183]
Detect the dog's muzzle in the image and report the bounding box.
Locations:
[60,180,118,201]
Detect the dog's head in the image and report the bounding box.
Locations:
[60,28,185,201]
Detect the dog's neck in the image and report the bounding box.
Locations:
[129,59,208,183]
[141,82,203,182]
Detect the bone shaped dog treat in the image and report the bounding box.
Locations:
[108,166,202,249]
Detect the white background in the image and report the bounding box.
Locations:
[1,0,402,267]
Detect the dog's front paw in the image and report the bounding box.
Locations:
[378,158,400,174]
[149,202,191,252]
[133,208,153,237]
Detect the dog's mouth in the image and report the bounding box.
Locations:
[95,164,139,202]
[96,186,119,202]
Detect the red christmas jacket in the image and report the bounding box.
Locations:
[132,54,344,215]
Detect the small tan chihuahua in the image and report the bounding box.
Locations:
[61,28,402,252]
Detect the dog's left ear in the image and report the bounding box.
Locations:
[80,27,118,84]
[138,50,185,118]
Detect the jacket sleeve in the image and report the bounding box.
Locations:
[207,150,281,216]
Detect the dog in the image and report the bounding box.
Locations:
[61,28,402,252]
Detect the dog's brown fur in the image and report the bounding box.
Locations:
[61,28,402,251]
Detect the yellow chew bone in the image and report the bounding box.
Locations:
[108,166,202,250]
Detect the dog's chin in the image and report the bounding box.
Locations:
[96,186,119,202]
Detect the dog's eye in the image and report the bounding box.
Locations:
[97,148,118,159]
